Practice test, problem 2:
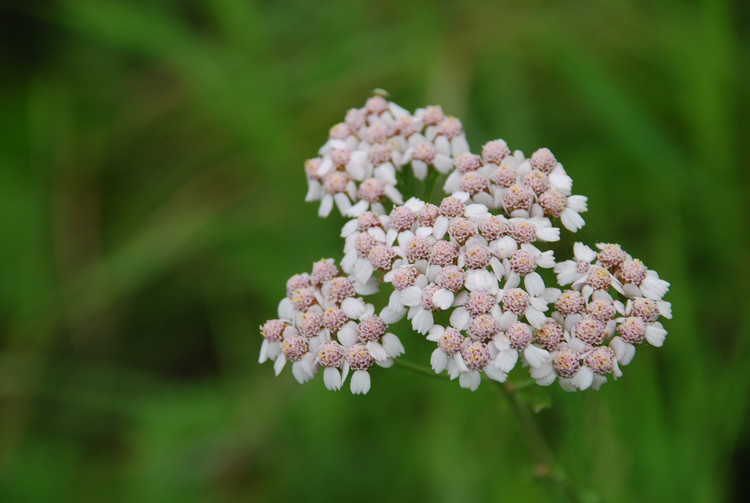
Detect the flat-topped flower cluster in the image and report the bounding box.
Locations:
[260,94,671,394]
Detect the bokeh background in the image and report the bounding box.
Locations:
[1,0,749,501]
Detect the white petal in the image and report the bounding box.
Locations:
[258,339,270,363]
[434,154,454,173]
[338,322,359,347]
[567,195,588,212]
[450,307,471,331]
[323,367,343,390]
[658,300,672,319]
[346,159,367,181]
[273,355,287,376]
[524,272,545,297]
[640,275,670,300]
[385,228,398,247]
[591,374,607,390]
[452,191,470,202]
[535,370,557,387]
[535,225,560,242]
[404,197,425,212]
[367,341,390,361]
[278,297,293,320]
[400,285,424,307]
[427,325,445,342]
[490,257,505,279]
[380,306,406,324]
[494,334,511,351]
[412,309,434,334]
[397,230,415,248]
[368,227,387,243]
[451,136,470,155]
[549,167,572,194]
[497,311,518,330]
[495,349,519,373]
[411,160,428,180]
[431,349,448,373]
[524,345,551,368]
[292,359,315,383]
[375,358,393,368]
[484,364,507,382]
[318,194,334,217]
[574,242,596,262]
[317,157,333,176]
[346,199,369,217]
[433,288,455,310]
[495,236,518,258]
[341,219,359,237]
[450,354,469,376]
[384,185,404,205]
[610,336,636,365]
[333,192,352,213]
[350,370,371,394]
[554,262,577,286]
[504,272,521,289]
[645,323,667,347]
[472,191,495,207]
[536,250,556,269]
[530,363,554,381]
[571,367,594,390]
[387,289,404,310]
[382,333,405,357]
[559,377,577,392]
[561,208,585,232]
[388,101,409,118]
[353,260,374,285]
[525,307,547,329]
[459,370,482,391]
[354,277,380,295]
[341,297,367,319]
[465,204,490,221]
[622,283,642,298]
[433,216,449,239]
[305,181,323,202]
[435,135,450,156]
[415,226,433,238]
[542,288,562,303]
[443,171,462,194]
[375,163,398,186]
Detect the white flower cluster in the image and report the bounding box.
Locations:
[304,95,468,218]
[260,94,671,394]
[259,258,404,394]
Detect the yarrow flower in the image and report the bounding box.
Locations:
[260,92,671,395]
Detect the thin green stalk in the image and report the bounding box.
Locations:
[423,169,439,202]
[394,359,592,502]
[392,359,448,381]
[492,380,591,503]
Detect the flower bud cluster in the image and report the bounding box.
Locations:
[260,93,671,395]
[304,95,469,218]
[522,243,672,390]
[443,142,589,232]
[259,258,404,394]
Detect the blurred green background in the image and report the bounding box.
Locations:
[1,0,749,501]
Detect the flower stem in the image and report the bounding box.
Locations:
[492,380,590,503]
[423,169,439,202]
[394,360,592,501]
[392,359,448,381]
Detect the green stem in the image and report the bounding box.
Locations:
[422,169,439,203]
[393,359,448,381]
[492,380,589,503]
